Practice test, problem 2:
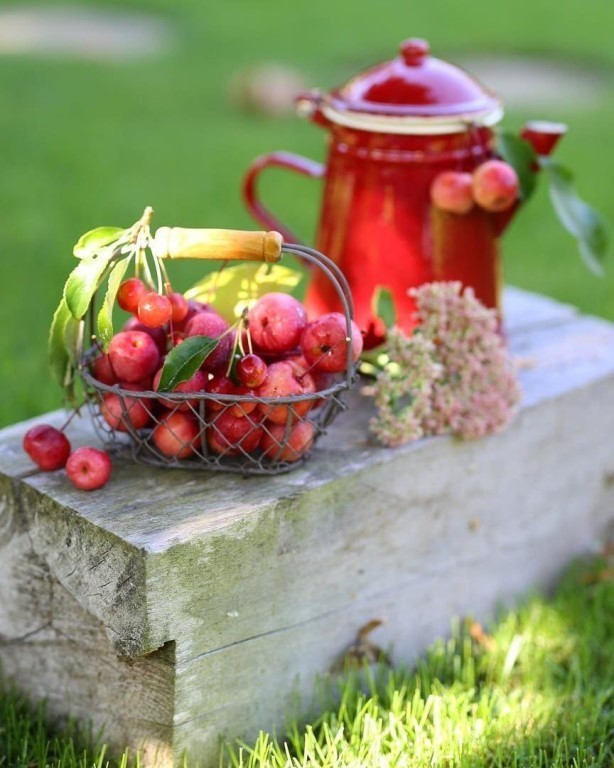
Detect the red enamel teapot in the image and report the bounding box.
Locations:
[242,39,566,346]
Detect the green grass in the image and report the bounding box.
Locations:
[0,0,613,427]
[2,558,613,767]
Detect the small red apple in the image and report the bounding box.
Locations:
[117,278,147,313]
[152,411,201,459]
[261,420,316,463]
[207,411,263,455]
[168,292,189,323]
[430,171,474,214]
[138,292,173,329]
[123,317,168,354]
[236,353,268,389]
[256,360,315,425]
[472,160,519,212]
[23,424,71,471]
[66,447,112,491]
[100,383,153,432]
[248,293,307,353]
[91,353,117,385]
[300,313,363,374]
[108,330,160,383]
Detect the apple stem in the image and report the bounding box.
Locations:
[59,408,79,433]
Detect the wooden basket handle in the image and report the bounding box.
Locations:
[151,227,283,263]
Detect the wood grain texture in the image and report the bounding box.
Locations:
[0,287,613,767]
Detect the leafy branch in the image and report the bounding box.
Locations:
[496,131,607,274]
[49,207,156,404]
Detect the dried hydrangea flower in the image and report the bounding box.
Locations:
[370,282,521,446]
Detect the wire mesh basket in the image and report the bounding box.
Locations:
[79,231,357,476]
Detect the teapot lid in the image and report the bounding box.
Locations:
[306,39,503,134]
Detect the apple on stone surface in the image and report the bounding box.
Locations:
[261,420,316,463]
[256,360,316,424]
[472,160,519,212]
[66,446,112,491]
[430,171,474,214]
[300,313,363,374]
[248,292,307,353]
[100,383,153,432]
[23,424,71,471]
[152,411,201,459]
[108,330,160,383]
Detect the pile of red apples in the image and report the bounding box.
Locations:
[24,284,362,489]
[430,159,520,215]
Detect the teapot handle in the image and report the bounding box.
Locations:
[242,151,325,243]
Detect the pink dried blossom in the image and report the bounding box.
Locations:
[370,282,520,446]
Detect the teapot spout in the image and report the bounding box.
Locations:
[520,120,567,157]
[493,121,567,236]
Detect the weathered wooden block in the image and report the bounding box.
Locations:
[1,288,613,767]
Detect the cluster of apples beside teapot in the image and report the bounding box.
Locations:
[242,38,589,348]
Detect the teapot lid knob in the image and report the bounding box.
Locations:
[400,38,430,65]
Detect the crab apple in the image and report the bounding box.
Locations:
[168,292,189,323]
[248,293,307,353]
[100,383,153,432]
[430,171,474,214]
[207,411,263,455]
[23,424,71,471]
[287,354,333,398]
[152,411,200,459]
[108,330,160,383]
[236,354,268,389]
[152,368,207,411]
[300,313,363,373]
[123,316,167,354]
[261,420,316,463]
[91,353,117,385]
[117,278,147,313]
[205,375,235,413]
[472,160,519,212]
[174,300,217,333]
[137,292,173,329]
[204,375,256,417]
[184,311,232,373]
[66,447,112,491]
[256,360,316,425]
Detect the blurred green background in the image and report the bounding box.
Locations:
[1,0,612,427]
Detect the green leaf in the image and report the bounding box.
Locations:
[48,298,72,387]
[97,255,132,351]
[185,263,303,322]
[73,227,126,259]
[158,335,219,391]
[63,317,84,365]
[496,131,538,202]
[64,249,115,320]
[372,286,396,330]
[48,296,82,402]
[540,158,608,276]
